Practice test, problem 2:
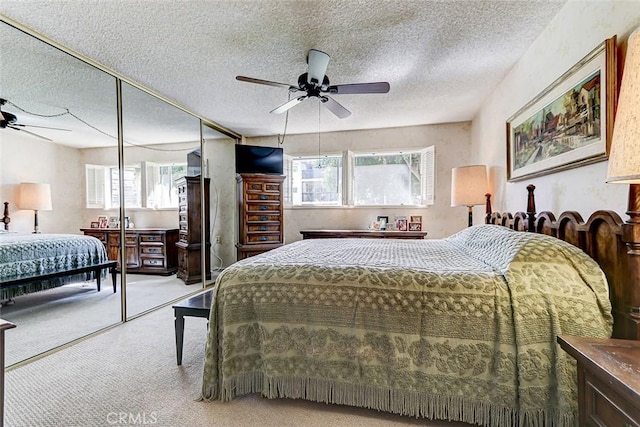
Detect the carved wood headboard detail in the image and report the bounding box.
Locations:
[485,185,640,340]
[1,202,9,231]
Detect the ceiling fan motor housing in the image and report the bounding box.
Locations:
[298,73,330,91]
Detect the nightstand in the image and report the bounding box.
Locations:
[557,335,640,426]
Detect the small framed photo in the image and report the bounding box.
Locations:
[376,216,389,230]
[98,216,108,229]
[90,221,100,229]
[409,222,422,231]
[410,215,422,224]
[108,216,119,229]
[395,216,408,231]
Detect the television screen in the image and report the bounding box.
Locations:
[235,144,283,174]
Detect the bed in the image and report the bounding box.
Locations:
[0,203,116,301]
[200,185,639,426]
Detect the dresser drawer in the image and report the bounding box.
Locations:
[141,257,165,268]
[246,193,281,202]
[246,202,280,213]
[246,234,281,244]
[140,246,164,255]
[247,213,280,222]
[584,372,640,427]
[108,233,138,246]
[139,234,164,244]
[247,224,280,232]
[246,182,281,193]
[84,231,106,243]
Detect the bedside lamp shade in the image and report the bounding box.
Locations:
[451,165,489,227]
[17,183,52,233]
[607,27,640,184]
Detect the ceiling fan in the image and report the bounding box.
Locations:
[0,98,70,141]
[236,49,390,119]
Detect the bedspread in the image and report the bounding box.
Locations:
[0,233,108,300]
[201,225,613,426]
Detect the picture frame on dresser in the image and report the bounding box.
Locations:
[506,36,617,181]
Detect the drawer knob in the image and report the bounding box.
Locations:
[260,216,268,221]
[259,195,268,200]
[258,205,268,210]
[259,236,268,241]
[259,226,267,231]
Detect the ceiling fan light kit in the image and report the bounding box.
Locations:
[237,49,390,119]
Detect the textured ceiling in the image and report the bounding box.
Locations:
[0,0,567,145]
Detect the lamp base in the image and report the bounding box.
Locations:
[467,205,473,227]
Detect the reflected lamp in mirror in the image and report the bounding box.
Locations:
[607,27,640,185]
[17,182,52,233]
[451,165,489,227]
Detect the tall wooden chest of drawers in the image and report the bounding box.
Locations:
[175,176,211,284]
[236,173,284,260]
[80,228,178,275]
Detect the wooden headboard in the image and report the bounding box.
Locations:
[1,202,9,231]
[485,184,640,341]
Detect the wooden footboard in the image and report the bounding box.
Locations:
[486,185,640,340]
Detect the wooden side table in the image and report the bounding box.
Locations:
[300,229,428,239]
[557,335,640,426]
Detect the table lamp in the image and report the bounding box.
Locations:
[17,182,52,233]
[606,26,640,323]
[451,165,489,227]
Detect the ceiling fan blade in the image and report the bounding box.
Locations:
[236,76,297,90]
[11,123,71,131]
[327,82,390,95]
[270,96,307,115]
[307,49,330,86]
[7,125,53,141]
[320,96,351,119]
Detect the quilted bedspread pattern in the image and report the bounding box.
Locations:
[0,233,108,299]
[201,225,612,426]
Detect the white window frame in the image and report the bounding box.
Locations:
[285,146,435,208]
[85,161,187,209]
[285,154,344,207]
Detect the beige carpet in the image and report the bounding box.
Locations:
[1,273,202,366]
[4,295,472,427]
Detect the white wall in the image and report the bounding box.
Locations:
[472,1,640,218]
[249,121,473,241]
[0,131,84,234]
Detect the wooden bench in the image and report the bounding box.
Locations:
[1,261,118,296]
[172,289,213,365]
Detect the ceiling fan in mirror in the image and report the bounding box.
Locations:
[0,98,70,141]
[236,49,390,119]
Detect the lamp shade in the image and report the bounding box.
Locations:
[451,165,488,207]
[17,183,52,211]
[607,27,640,183]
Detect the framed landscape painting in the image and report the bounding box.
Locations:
[507,36,617,181]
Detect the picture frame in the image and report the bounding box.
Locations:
[98,216,108,229]
[108,216,119,229]
[395,216,408,231]
[377,216,389,230]
[408,222,422,231]
[410,215,422,224]
[90,221,100,229]
[506,36,617,182]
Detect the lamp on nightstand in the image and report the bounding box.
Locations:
[451,165,489,227]
[17,182,52,234]
[606,26,640,323]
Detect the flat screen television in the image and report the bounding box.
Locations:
[235,144,283,175]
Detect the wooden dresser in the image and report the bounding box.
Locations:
[81,228,178,275]
[236,173,284,260]
[300,230,428,239]
[557,335,640,426]
[175,176,211,284]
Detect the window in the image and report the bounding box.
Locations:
[86,161,186,209]
[287,156,342,206]
[352,147,434,206]
[285,146,434,207]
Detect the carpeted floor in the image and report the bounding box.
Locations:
[4,294,471,427]
[1,273,203,366]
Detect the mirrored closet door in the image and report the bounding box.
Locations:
[0,21,122,365]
